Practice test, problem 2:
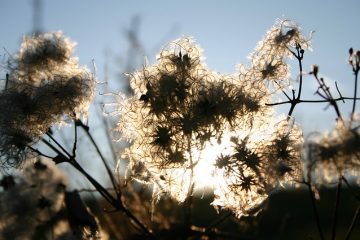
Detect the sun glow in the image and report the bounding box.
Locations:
[191,135,233,191]
[190,124,280,192]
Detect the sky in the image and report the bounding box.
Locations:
[1,0,360,134]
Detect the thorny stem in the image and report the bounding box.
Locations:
[345,205,360,240]
[331,175,342,240]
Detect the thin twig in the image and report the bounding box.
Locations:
[69,159,117,205]
[27,145,53,159]
[315,75,343,120]
[78,187,116,193]
[206,212,233,231]
[331,175,342,240]
[287,46,303,116]
[96,103,118,165]
[345,205,360,240]
[73,157,154,238]
[72,122,77,157]
[352,68,359,116]
[190,211,233,240]
[40,138,67,161]
[39,137,155,238]
[274,80,291,101]
[5,73,9,90]
[46,132,72,158]
[96,104,123,187]
[296,45,304,100]
[41,138,116,204]
[303,181,325,240]
[335,82,345,103]
[190,225,253,239]
[76,119,122,200]
[341,176,360,202]
[266,97,360,106]
[184,137,195,237]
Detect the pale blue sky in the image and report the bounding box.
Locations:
[1,0,360,133]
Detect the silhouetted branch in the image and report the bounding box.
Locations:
[341,176,360,201]
[302,180,325,240]
[313,72,342,120]
[286,45,304,116]
[38,136,155,238]
[352,67,360,118]
[72,121,78,157]
[75,119,122,201]
[331,175,342,240]
[345,205,360,240]
[46,132,72,158]
[190,225,254,239]
[77,188,116,193]
[266,96,360,106]
[190,211,233,240]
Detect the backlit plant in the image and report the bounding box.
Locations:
[0,19,359,240]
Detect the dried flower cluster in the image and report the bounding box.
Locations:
[116,37,272,201]
[213,119,303,216]
[117,20,308,214]
[0,159,67,239]
[0,32,95,167]
[0,159,105,239]
[3,16,357,239]
[242,19,310,91]
[209,20,310,215]
[305,119,360,183]
[255,20,310,58]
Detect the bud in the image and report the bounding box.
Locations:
[349,48,354,56]
[311,65,319,76]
